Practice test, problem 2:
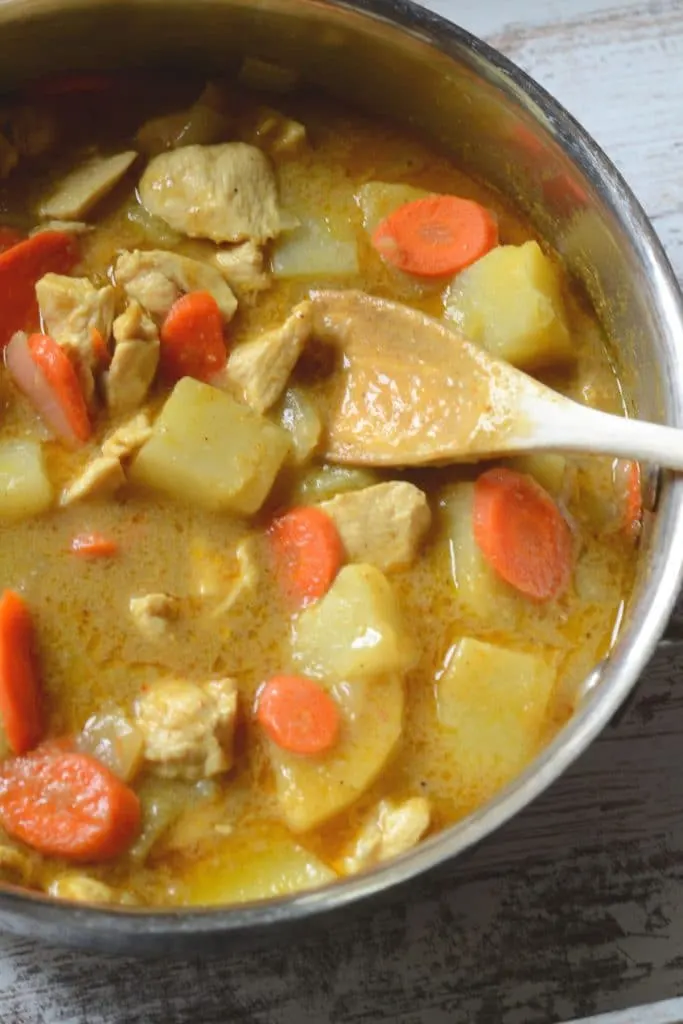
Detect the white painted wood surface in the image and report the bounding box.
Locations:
[3,2,683,1022]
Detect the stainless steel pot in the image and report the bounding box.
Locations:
[1,0,682,957]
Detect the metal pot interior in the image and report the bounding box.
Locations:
[0,0,682,952]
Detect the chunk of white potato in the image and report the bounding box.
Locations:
[355,181,430,235]
[130,378,290,514]
[292,563,415,682]
[444,240,573,368]
[37,151,137,219]
[504,453,567,497]
[435,637,555,793]
[441,483,524,630]
[185,830,335,905]
[272,217,359,278]
[0,440,53,519]
[277,388,322,465]
[269,673,404,832]
[48,876,119,904]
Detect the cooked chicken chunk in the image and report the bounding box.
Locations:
[115,249,237,321]
[60,455,125,506]
[214,240,270,295]
[341,797,431,875]
[129,593,180,639]
[134,677,238,780]
[48,876,118,903]
[0,132,17,179]
[104,302,160,416]
[37,150,137,219]
[102,411,153,461]
[36,273,116,403]
[251,106,307,158]
[226,300,312,413]
[139,143,282,244]
[320,482,431,572]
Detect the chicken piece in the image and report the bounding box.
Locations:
[226,301,312,413]
[341,797,431,875]
[10,105,57,158]
[129,593,180,639]
[138,142,282,244]
[48,876,118,903]
[30,220,92,236]
[0,131,18,179]
[104,302,160,416]
[250,106,307,158]
[214,240,270,295]
[101,410,153,461]
[320,482,431,572]
[37,150,137,219]
[115,249,237,322]
[134,677,238,780]
[60,455,125,506]
[35,273,116,404]
[0,845,33,885]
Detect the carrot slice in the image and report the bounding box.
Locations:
[0,591,42,756]
[268,506,343,605]
[616,459,642,540]
[0,748,140,861]
[159,291,227,383]
[473,467,573,601]
[91,326,111,367]
[371,195,498,277]
[27,333,91,444]
[70,533,119,558]
[257,674,340,756]
[0,231,79,348]
[0,227,23,254]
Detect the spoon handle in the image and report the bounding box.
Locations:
[528,401,683,470]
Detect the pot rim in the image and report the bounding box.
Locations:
[1,0,683,947]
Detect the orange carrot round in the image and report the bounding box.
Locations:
[159,291,227,383]
[257,674,340,756]
[372,195,498,277]
[0,748,141,861]
[0,591,42,756]
[0,232,79,348]
[268,506,343,605]
[473,467,573,601]
[615,459,642,540]
[27,333,91,444]
[70,533,119,559]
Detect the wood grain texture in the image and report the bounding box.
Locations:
[3,2,683,1022]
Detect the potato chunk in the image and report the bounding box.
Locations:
[129,378,290,514]
[292,563,415,682]
[0,440,53,519]
[269,673,404,832]
[355,181,430,235]
[435,637,555,794]
[444,240,573,368]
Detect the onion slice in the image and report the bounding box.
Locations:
[4,330,82,448]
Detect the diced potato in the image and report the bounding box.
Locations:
[0,440,53,519]
[504,453,567,497]
[272,217,359,278]
[269,673,404,831]
[355,181,430,235]
[277,388,322,464]
[444,240,573,368]
[292,563,415,681]
[185,829,335,904]
[435,637,555,793]
[129,378,290,514]
[293,464,380,504]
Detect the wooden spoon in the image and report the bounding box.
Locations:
[309,289,683,469]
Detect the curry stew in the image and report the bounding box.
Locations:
[0,67,637,907]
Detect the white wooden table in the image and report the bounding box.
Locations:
[4,2,683,1022]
